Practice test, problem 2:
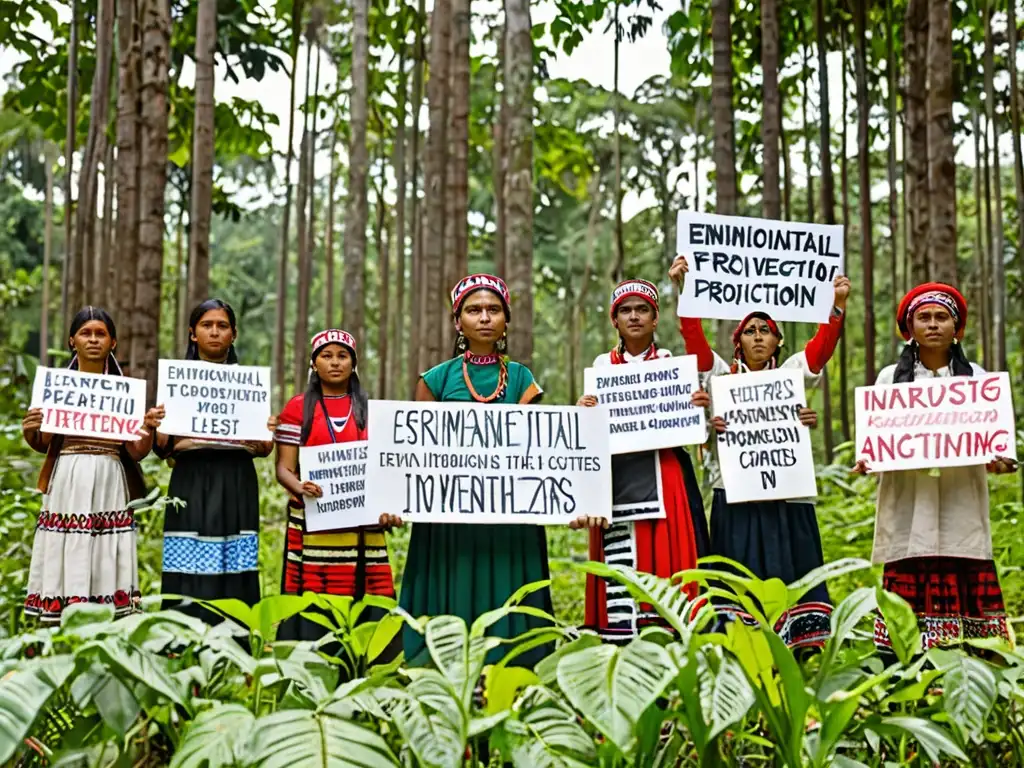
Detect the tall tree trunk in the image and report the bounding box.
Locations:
[982,113,995,370]
[854,0,876,384]
[800,26,815,224]
[423,0,451,363]
[711,0,737,355]
[133,0,170,400]
[115,0,140,366]
[174,199,185,356]
[1011,0,1024,286]
[761,0,780,221]
[74,0,114,314]
[927,0,957,284]
[886,0,900,357]
[973,109,993,365]
[983,0,1006,370]
[905,0,930,284]
[504,0,534,366]
[377,186,390,396]
[41,145,55,365]
[816,0,836,461]
[409,0,426,391]
[450,0,470,283]
[98,140,114,308]
[187,0,216,308]
[343,0,370,346]
[839,25,852,441]
[493,28,507,277]
[612,2,625,283]
[274,0,304,408]
[780,103,792,220]
[296,40,321,388]
[391,45,408,396]
[293,126,311,391]
[61,0,80,332]
[325,132,337,327]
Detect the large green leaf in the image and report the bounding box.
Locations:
[171,704,255,768]
[934,650,997,742]
[818,587,877,680]
[389,673,465,768]
[503,686,596,768]
[76,637,187,711]
[0,655,75,764]
[556,638,673,754]
[786,558,872,607]
[706,654,755,740]
[875,587,921,665]
[876,716,968,763]
[70,663,140,736]
[239,708,400,767]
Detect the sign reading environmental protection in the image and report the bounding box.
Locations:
[156,360,273,441]
[711,368,818,503]
[299,441,378,532]
[30,366,148,441]
[583,355,706,454]
[366,400,612,524]
[855,373,1017,473]
[675,210,844,324]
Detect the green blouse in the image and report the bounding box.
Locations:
[421,356,543,404]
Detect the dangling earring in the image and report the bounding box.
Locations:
[455,332,469,356]
[496,331,508,356]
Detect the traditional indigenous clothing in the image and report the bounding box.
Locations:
[872,284,1012,651]
[680,307,844,650]
[584,279,710,644]
[25,356,145,623]
[400,274,552,668]
[274,330,396,644]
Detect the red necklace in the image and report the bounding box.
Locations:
[462,351,508,402]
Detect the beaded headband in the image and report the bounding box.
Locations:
[905,291,961,327]
[311,329,356,361]
[609,279,659,319]
[451,274,511,315]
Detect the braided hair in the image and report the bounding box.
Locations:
[892,340,973,383]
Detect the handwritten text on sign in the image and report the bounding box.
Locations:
[156,360,273,441]
[30,367,148,441]
[366,401,612,524]
[711,368,818,502]
[855,373,1017,472]
[676,210,844,324]
[583,355,706,454]
[299,441,378,532]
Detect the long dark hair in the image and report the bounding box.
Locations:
[68,306,123,375]
[892,339,973,383]
[300,349,368,444]
[185,299,239,363]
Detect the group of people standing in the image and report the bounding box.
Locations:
[20,257,1015,663]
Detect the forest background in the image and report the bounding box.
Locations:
[2,0,1024,637]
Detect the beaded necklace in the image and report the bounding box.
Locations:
[462,351,508,402]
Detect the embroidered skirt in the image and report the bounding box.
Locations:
[25,453,140,622]
[874,556,1012,651]
[709,489,832,650]
[161,449,260,618]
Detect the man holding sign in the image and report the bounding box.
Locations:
[575,278,709,644]
[671,252,851,652]
[855,284,1015,653]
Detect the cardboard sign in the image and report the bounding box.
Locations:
[366,400,612,524]
[711,368,818,502]
[855,372,1017,472]
[30,367,148,441]
[157,360,272,441]
[583,355,706,454]
[676,210,844,324]
[299,441,378,532]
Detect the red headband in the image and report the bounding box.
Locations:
[732,311,782,347]
[311,329,356,360]
[609,279,659,319]
[897,282,968,340]
[451,274,511,316]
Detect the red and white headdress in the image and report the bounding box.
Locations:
[310,329,357,363]
[451,274,511,316]
[897,283,968,340]
[609,279,659,319]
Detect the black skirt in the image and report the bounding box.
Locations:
[161,449,262,621]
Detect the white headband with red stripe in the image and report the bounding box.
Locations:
[451,274,511,314]
[311,329,356,359]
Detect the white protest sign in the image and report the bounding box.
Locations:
[711,368,818,503]
[366,400,612,524]
[676,210,844,324]
[30,367,148,441]
[157,359,272,441]
[583,355,706,454]
[855,372,1017,473]
[299,441,378,532]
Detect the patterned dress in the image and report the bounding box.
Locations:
[399,356,552,667]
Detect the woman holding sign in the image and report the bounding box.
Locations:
[273,329,398,650]
[670,255,850,651]
[574,278,709,643]
[397,274,552,668]
[22,307,163,622]
[155,299,272,618]
[856,284,1014,652]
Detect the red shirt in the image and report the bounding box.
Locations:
[275,393,366,447]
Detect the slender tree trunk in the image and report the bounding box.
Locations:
[115,0,140,367]
[816,0,836,461]
[296,41,321,388]
[423,0,452,363]
[905,0,930,284]
[612,2,625,283]
[927,0,957,284]
[343,0,370,346]
[781,103,792,220]
[571,172,602,404]
[711,0,738,354]
[854,0,876,384]
[325,133,337,328]
[98,140,114,308]
[973,109,993,366]
[800,26,815,223]
[186,0,216,308]
[133,0,170,400]
[41,145,55,365]
[61,0,79,332]
[377,186,390,396]
[174,200,185,356]
[886,0,900,357]
[391,45,408,395]
[493,28,507,277]
[839,25,852,440]
[504,0,534,365]
[983,0,1006,370]
[982,114,995,370]
[293,126,311,390]
[409,0,426,391]
[761,0,780,221]
[450,0,470,283]
[902,110,910,294]
[1010,0,1024,284]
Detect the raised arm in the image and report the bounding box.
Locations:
[803,276,851,374]
[670,255,716,372]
